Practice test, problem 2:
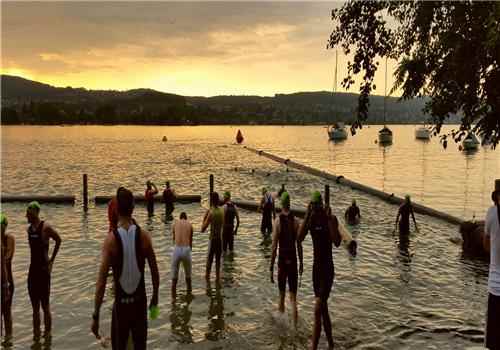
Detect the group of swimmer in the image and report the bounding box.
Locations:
[1,179,423,350]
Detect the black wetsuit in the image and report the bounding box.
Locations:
[277,213,298,293]
[1,238,14,314]
[223,202,237,252]
[399,203,413,234]
[28,221,51,306]
[345,205,360,225]
[163,188,175,219]
[111,225,147,350]
[310,211,336,300]
[261,195,274,235]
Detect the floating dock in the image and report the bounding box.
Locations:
[244,146,463,226]
[94,194,201,204]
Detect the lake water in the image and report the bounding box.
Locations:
[1,125,498,349]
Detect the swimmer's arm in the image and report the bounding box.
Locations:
[45,224,61,265]
[152,183,159,194]
[357,207,361,218]
[6,235,15,262]
[190,225,193,249]
[329,215,342,248]
[297,207,311,243]
[411,207,418,229]
[395,208,401,228]
[484,211,492,253]
[270,218,280,271]
[272,200,276,220]
[94,235,112,318]
[296,220,303,273]
[172,222,176,244]
[235,207,240,234]
[201,210,211,233]
[144,231,159,306]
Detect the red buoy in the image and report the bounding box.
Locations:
[236,130,244,144]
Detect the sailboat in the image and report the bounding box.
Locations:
[378,58,393,145]
[327,50,348,141]
[415,125,431,140]
[462,132,479,151]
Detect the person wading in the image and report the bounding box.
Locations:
[270,192,303,329]
[260,188,275,237]
[145,181,159,217]
[202,192,224,283]
[1,213,15,339]
[26,201,62,339]
[484,179,500,350]
[395,195,419,234]
[91,188,160,350]
[298,191,341,350]
[171,212,193,301]
[163,181,176,221]
[222,191,240,254]
[344,199,361,225]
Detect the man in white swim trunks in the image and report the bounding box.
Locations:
[171,212,193,301]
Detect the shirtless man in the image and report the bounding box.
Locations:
[171,212,193,301]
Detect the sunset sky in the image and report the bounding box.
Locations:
[2,1,398,97]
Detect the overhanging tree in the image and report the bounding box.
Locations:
[329,1,500,148]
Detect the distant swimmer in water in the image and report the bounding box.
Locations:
[344,199,361,225]
[270,192,303,329]
[171,212,193,301]
[298,191,341,350]
[222,192,240,254]
[92,188,159,350]
[395,195,419,234]
[259,188,275,237]
[163,181,176,221]
[201,192,224,283]
[26,201,62,339]
[1,213,15,339]
[145,181,159,217]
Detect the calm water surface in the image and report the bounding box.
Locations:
[0,125,497,349]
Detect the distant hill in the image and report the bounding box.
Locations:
[1,74,446,125]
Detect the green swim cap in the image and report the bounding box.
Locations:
[311,191,322,204]
[262,187,267,195]
[280,191,290,208]
[27,201,41,211]
[0,213,7,226]
[224,191,231,199]
[405,194,411,202]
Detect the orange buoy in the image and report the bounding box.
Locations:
[236,130,244,144]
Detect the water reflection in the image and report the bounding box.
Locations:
[31,335,52,350]
[170,294,194,344]
[394,232,413,284]
[205,284,225,341]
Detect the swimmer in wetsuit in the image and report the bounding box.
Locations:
[344,199,361,225]
[145,181,159,216]
[260,188,275,237]
[26,201,62,339]
[298,192,341,350]
[395,195,418,234]
[270,192,303,329]
[1,213,15,339]
[92,188,160,350]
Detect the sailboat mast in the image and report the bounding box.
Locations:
[384,57,387,126]
[334,50,338,94]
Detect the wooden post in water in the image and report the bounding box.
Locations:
[209,174,214,206]
[83,174,88,212]
[325,184,330,208]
